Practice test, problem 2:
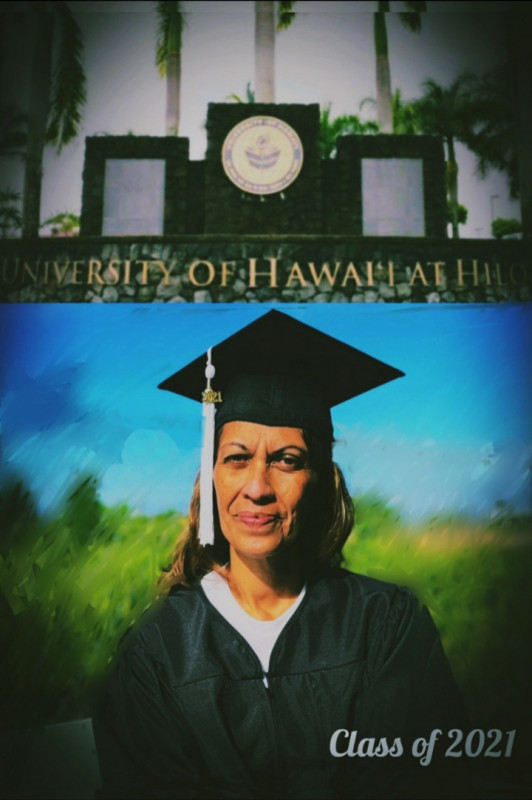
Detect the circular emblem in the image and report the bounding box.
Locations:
[222,116,304,195]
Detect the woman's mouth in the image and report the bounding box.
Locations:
[235,512,280,527]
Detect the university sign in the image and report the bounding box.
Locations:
[1,245,530,304]
[1,256,529,290]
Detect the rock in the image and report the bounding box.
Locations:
[137,285,156,301]
[396,283,411,299]
[217,288,235,302]
[442,291,456,302]
[299,285,317,300]
[378,282,396,300]
[19,286,46,302]
[331,291,349,303]
[194,289,213,303]
[156,276,182,299]
[281,289,298,302]
[102,286,119,302]
[232,279,247,297]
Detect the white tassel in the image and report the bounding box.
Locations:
[199,348,217,546]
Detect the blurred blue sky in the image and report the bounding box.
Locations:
[1,303,530,521]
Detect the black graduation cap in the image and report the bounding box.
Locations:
[158,309,404,443]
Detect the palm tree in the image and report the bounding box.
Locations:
[42,211,80,237]
[0,105,27,159]
[360,88,422,134]
[462,65,518,198]
[413,74,476,238]
[155,1,184,136]
[374,2,425,133]
[391,88,422,135]
[255,1,295,102]
[319,105,379,158]
[22,2,86,238]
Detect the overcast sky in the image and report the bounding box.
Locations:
[1,1,522,236]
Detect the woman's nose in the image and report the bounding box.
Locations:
[242,460,275,503]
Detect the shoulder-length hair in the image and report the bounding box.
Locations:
[159,430,354,591]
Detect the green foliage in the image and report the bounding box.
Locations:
[276,1,296,31]
[398,1,426,33]
[391,88,422,134]
[226,83,256,104]
[320,105,379,158]
[0,474,183,728]
[447,200,468,226]
[0,188,22,238]
[413,73,478,142]
[491,217,522,239]
[42,210,80,236]
[0,105,27,158]
[46,2,87,151]
[461,64,519,198]
[361,89,422,135]
[155,1,184,76]
[2,478,530,738]
[344,497,532,731]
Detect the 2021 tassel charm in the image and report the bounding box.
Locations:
[198,348,222,546]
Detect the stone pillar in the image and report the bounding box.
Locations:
[204,103,322,234]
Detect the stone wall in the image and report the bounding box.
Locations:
[2,236,530,304]
[80,136,189,236]
[335,136,447,238]
[78,106,447,237]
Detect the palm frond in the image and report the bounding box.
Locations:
[391,88,421,134]
[320,104,379,158]
[156,1,170,75]
[46,1,87,151]
[398,11,422,32]
[0,188,22,204]
[403,1,426,13]
[0,105,27,158]
[459,65,518,196]
[155,1,184,77]
[277,1,296,31]
[399,2,425,32]
[42,211,80,226]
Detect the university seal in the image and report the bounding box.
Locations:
[222,116,304,195]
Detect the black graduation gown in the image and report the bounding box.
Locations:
[93,568,472,800]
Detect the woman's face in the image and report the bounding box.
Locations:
[213,421,316,562]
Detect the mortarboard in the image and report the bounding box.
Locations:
[158,310,404,544]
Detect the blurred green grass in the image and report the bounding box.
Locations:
[1,475,531,752]
[0,475,183,729]
[343,493,532,750]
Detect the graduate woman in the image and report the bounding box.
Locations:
[94,310,470,799]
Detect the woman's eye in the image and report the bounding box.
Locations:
[272,454,303,469]
[223,453,249,464]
